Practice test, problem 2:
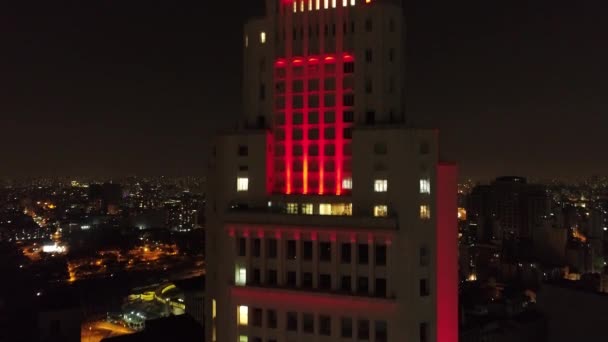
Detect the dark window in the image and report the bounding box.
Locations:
[365,18,373,32]
[344,94,355,106]
[341,317,353,338]
[252,268,261,284]
[344,127,353,139]
[324,77,336,90]
[319,242,332,262]
[389,19,395,32]
[319,274,331,290]
[365,78,373,93]
[344,62,354,73]
[344,111,354,122]
[309,144,319,156]
[303,241,313,260]
[267,269,278,285]
[374,142,387,155]
[324,111,335,123]
[320,315,331,336]
[259,84,266,100]
[389,48,395,62]
[309,79,320,91]
[287,240,296,260]
[375,278,387,297]
[420,279,430,297]
[324,144,335,156]
[365,111,375,125]
[375,320,388,342]
[50,320,61,336]
[332,23,336,35]
[303,313,314,333]
[237,238,246,256]
[341,276,352,292]
[293,112,304,124]
[309,111,319,123]
[324,24,328,36]
[420,246,429,266]
[238,145,248,156]
[268,309,278,328]
[268,239,278,258]
[324,94,335,106]
[252,337,262,342]
[358,244,369,264]
[309,128,320,140]
[365,49,373,63]
[420,322,429,342]
[357,277,369,295]
[358,319,370,340]
[253,308,263,327]
[324,127,335,139]
[239,165,249,171]
[341,243,351,263]
[303,272,313,288]
[375,245,387,266]
[420,142,430,155]
[287,271,297,286]
[351,21,355,33]
[252,239,261,257]
[287,312,298,331]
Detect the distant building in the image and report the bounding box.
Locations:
[89,183,123,215]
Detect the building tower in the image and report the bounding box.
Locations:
[205,1,458,341]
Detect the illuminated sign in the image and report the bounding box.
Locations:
[42,243,67,253]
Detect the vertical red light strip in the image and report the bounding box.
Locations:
[437,162,459,342]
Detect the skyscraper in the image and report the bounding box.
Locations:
[205,1,458,341]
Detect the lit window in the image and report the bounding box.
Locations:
[374,179,388,192]
[343,0,347,6]
[302,203,314,215]
[309,0,313,10]
[235,266,247,286]
[342,178,353,190]
[287,203,298,214]
[316,0,320,9]
[420,205,431,219]
[238,305,248,325]
[300,0,305,12]
[420,179,431,194]
[332,203,353,216]
[351,0,356,5]
[237,177,249,192]
[294,0,297,12]
[212,299,217,319]
[374,205,388,217]
[320,204,332,215]
[245,35,249,48]
[324,0,329,9]
[239,336,248,342]
[332,0,336,8]
[260,31,266,44]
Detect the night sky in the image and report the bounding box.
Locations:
[0,1,605,180]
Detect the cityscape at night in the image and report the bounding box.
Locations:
[1,0,607,342]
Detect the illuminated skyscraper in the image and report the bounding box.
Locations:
[205,1,458,341]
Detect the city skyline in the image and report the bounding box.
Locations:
[1,1,606,179]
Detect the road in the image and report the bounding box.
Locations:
[81,320,135,342]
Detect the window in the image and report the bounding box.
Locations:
[344,111,354,122]
[420,322,429,342]
[324,111,335,123]
[268,309,277,328]
[365,78,373,93]
[357,276,369,294]
[212,299,216,319]
[420,179,431,194]
[374,179,388,192]
[389,48,395,62]
[319,274,331,289]
[303,272,313,288]
[319,242,332,262]
[341,243,352,263]
[365,49,373,62]
[303,313,314,333]
[238,145,248,156]
[344,61,354,73]
[375,278,387,297]
[287,203,298,214]
[365,18,373,32]
[287,312,298,331]
[237,238,246,256]
[420,246,429,266]
[375,245,387,266]
[245,35,249,48]
[342,177,352,190]
[324,144,335,156]
[238,305,248,325]
[365,110,375,124]
[253,308,263,327]
[374,205,388,217]
[341,317,353,338]
[287,240,297,259]
[302,203,313,215]
[235,266,247,286]
[375,321,388,342]
[303,241,313,260]
[341,275,351,292]
[374,142,387,154]
[287,271,297,286]
[420,205,431,220]
[267,269,278,285]
[268,239,278,259]
[237,177,249,192]
[252,239,261,257]
[252,268,260,284]
[344,94,355,106]
[358,319,370,340]
[420,142,430,155]
[358,244,369,264]
[252,338,262,342]
[309,111,319,123]
[319,315,331,336]
[420,279,430,297]
[259,84,265,100]
[239,336,248,342]
[309,129,319,140]
[319,203,332,215]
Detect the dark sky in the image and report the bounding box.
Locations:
[0,1,606,180]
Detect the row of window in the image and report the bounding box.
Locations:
[291,0,370,13]
[275,94,354,109]
[275,62,355,77]
[275,110,354,124]
[274,127,353,141]
[238,307,388,341]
